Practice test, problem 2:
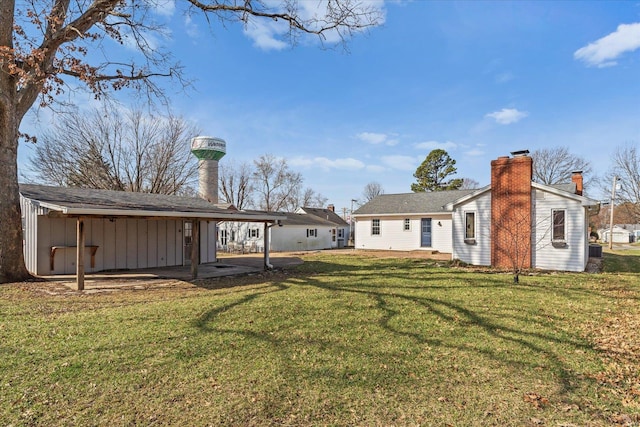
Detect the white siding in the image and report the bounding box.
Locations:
[20,197,40,273]
[452,192,492,266]
[26,216,214,275]
[199,220,218,263]
[269,226,333,252]
[354,214,453,253]
[532,189,588,272]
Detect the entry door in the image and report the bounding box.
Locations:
[421,218,432,247]
[183,220,193,265]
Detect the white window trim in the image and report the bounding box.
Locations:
[551,208,567,245]
[372,219,381,236]
[464,211,476,244]
[403,218,411,232]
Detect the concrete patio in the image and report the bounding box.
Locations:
[39,253,304,292]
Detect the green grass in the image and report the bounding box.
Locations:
[1,254,639,426]
[603,247,640,273]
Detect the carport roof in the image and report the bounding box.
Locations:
[19,184,284,222]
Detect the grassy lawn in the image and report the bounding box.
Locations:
[603,246,640,273]
[1,253,639,426]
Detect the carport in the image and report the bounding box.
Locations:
[19,184,285,291]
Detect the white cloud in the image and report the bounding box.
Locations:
[151,0,175,17]
[184,15,199,39]
[356,132,398,146]
[242,0,386,51]
[464,149,485,157]
[495,72,514,84]
[289,156,365,170]
[366,164,387,173]
[380,155,421,171]
[414,140,457,151]
[244,17,289,51]
[574,22,640,68]
[485,108,528,125]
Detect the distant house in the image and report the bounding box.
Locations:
[598,226,633,244]
[19,184,281,281]
[218,205,349,252]
[354,151,600,272]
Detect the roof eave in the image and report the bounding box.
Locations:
[47,207,284,221]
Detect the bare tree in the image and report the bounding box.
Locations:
[28,106,200,195]
[362,181,384,202]
[605,144,640,223]
[0,0,382,282]
[531,147,592,188]
[489,201,555,283]
[460,178,480,190]
[283,187,328,212]
[218,161,254,210]
[253,154,303,212]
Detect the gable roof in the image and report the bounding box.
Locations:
[445,182,599,210]
[296,207,348,226]
[353,189,477,216]
[19,184,283,222]
[279,212,338,227]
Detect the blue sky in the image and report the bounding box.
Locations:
[18,1,640,213]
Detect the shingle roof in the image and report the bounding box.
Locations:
[18,184,283,221]
[353,189,477,215]
[298,207,348,226]
[549,183,576,193]
[279,213,337,227]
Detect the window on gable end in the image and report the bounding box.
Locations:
[464,212,476,244]
[552,209,566,242]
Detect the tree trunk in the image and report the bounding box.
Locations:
[0,94,31,283]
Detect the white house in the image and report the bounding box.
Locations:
[598,226,633,244]
[354,151,600,272]
[218,205,349,252]
[353,190,476,253]
[19,184,282,288]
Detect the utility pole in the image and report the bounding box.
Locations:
[349,199,358,246]
[609,176,619,250]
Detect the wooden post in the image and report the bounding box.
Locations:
[191,219,199,279]
[76,217,85,291]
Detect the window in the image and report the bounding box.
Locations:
[338,229,344,238]
[372,219,380,236]
[465,212,475,243]
[184,221,193,245]
[552,209,566,242]
[249,228,260,238]
[332,229,336,242]
[307,228,317,238]
[220,229,228,246]
[403,218,411,231]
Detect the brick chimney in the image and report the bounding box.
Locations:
[491,150,533,270]
[571,171,583,196]
[327,204,335,212]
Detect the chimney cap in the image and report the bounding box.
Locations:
[510,149,530,157]
[571,170,583,175]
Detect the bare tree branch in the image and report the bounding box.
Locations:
[531,147,593,189]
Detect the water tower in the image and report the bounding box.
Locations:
[191,136,226,203]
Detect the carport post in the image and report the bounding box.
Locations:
[76,217,85,291]
[191,219,200,279]
[264,222,273,270]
